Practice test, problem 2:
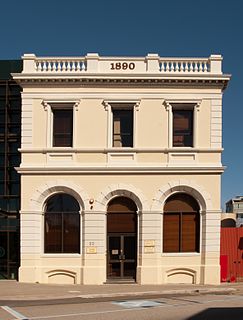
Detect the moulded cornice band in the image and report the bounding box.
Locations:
[15,166,226,174]
[18,147,224,153]
[12,75,230,90]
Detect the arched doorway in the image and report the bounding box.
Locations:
[107,197,137,281]
[163,193,200,253]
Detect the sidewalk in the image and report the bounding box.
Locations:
[0,281,241,302]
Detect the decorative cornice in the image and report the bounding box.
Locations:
[15,165,226,174]
[164,100,171,111]
[103,99,141,111]
[13,76,230,90]
[42,99,81,111]
[42,100,48,111]
[164,99,202,111]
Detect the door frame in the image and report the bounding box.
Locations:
[107,232,137,281]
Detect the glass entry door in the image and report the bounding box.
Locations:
[107,234,137,280]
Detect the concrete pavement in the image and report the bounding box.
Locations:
[0,280,241,303]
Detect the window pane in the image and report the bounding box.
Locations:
[45,212,62,253]
[113,109,133,147]
[173,110,193,147]
[63,212,80,253]
[53,109,73,147]
[163,213,180,252]
[182,213,199,252]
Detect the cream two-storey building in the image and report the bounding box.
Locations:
[13,53,230,285]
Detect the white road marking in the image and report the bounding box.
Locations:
[113,300,163,308]
[1,305,28,319]
[26,304,172,319]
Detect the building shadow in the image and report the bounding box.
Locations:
[186,308,243,320]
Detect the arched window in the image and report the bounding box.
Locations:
[163,193,200,253]
[44,193,80,253]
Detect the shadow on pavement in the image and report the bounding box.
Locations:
[186,308,243,320]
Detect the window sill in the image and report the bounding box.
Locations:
[161,252,200,257]
[41,254,82,258]
[47,147,74,152]
[107,147,135,152]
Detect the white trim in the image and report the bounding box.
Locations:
[103,100,141,149]
[16,166,226,174]
[40,254,82,258]
[164,100,202,148]
[18,147,224,153]
[42,100,80,148]
[29,180,90,211]
[95,183,149,212]
[152,180,212,211]
[161,253,201,257]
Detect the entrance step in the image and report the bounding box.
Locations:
[105,279,136,284]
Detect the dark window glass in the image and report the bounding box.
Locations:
[113,109,133,147]
[44,193,80,253]
[8,124,20,135]
[0,183,4,194]
[9,142,19,153]
[8,155,20,166]
[7,198,20,211]
[0,111,4,122]
[173,110,193,147]
[9,183,19,195]
[53,109,73,147]
[163,193,200,253]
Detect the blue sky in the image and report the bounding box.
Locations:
[0,0,242,208]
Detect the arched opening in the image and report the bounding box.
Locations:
[107,197,137,281]
[221,218,236,228]
[163,193,200,253]
[44,193,80,253]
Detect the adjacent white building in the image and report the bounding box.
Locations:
[226,196,243,227]
[13,53,230,285]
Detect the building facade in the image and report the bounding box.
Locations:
[226,196,243,227]
[13,53,230,285]
[0,60,22,279]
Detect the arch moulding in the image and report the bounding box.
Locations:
[30,179,90,211]
[95,183,149,212]
[151,179,212,212]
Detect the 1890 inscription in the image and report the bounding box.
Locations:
[110,62,135,70]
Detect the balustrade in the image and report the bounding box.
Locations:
[35,58,86,72]
[159,59,209,73]
[21,54,222,75]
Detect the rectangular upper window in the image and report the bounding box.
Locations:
[173,109,193,147]
[112,109,133,147]
[53,109,73,147]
